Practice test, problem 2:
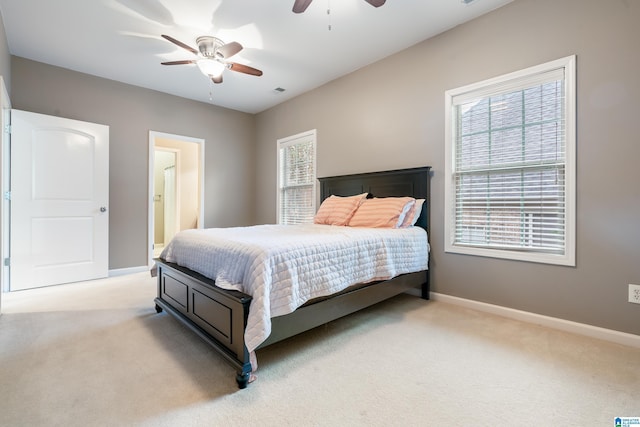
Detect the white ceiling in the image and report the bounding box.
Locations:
[0,0,513,114]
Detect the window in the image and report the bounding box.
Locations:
[277,130,317,225]
[444,56,576,266]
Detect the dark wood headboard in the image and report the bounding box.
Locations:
[317,166,431,233]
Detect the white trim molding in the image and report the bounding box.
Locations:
[109,266,149,277]
[429,292,640,349]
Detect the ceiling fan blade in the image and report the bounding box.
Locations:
[161,34,198,56]
[364,0,386,6]
[211,75,223,84]
[292,0,313,13]
[228,63,263,77]
[161,60,196,65]
[216,41,243,59]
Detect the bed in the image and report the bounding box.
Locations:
[153,166,431,388]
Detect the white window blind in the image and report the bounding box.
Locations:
[277,130,316,225]
[445,56,576,266]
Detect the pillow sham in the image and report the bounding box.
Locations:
[400,198,425,228]
[348,197,415,228]
[313,193,368,226]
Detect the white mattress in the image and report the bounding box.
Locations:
[160,224,429,369]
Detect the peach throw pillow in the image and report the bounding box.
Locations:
[313,193,368,226]
[348,197,415,228]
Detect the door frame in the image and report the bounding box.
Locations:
[148,131,204,267]
[0,77,11,296]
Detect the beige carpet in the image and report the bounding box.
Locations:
[1,272,638,426]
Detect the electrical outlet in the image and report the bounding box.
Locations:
[629,284,640,304]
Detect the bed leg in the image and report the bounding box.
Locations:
[421,275,430,300]
[236,371,251,389]
[155,304,163,313]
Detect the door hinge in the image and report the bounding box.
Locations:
[3,191,9,201]
[4,258,9,267]
[4,124,10,134]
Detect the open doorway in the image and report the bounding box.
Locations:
[148,131,204,267]
[153,148,178,257]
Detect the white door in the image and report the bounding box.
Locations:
[10,110,109,291]
[163,164,177,245]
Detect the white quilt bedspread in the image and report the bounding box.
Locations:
[159,224,429,367]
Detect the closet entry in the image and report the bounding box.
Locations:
[9,110,109,291]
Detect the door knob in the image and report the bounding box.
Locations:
[100,207,107,212]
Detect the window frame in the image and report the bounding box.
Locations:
[276,129,317,225]
[444,56,576,266]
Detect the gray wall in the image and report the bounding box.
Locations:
[0,7,10,91]
[11,57,256,270]
[255,0,640,336]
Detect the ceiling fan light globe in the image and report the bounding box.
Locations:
[196,59,225,78]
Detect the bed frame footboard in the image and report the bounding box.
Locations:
[154,259,428,388]
[154,260,254,388]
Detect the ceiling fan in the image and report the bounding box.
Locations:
[160,34,263,84]
[292,0,386,13]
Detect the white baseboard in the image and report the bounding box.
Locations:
[108,266,149,277]
[429,292,640,349]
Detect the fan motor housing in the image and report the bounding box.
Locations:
[196,36,224,58]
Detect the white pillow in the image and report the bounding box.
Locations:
[400,199,425,227]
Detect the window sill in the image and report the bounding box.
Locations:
[444,243,575,267]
